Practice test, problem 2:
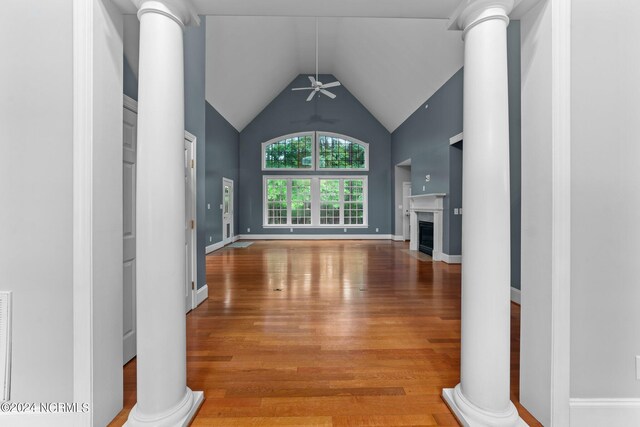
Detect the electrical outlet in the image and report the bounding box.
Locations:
[454,208,459,215]
[220,204,223,210]
[422,185,425,191]
[207,203,211,210]
[209,236,212,242]
[290,228,293,232]
[344,228,347,232]
[398,204,402,209]
[459,208,463,215]
[247,228,250,233]
[375,228,379,232]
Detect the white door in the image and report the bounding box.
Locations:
[122,102,137,364]
[222,178,234,245]
[184,136,195,312]
[402,182,412,241]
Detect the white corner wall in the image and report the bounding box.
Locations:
[0,0,75,404]
[90,0,125,425]
[570,0,640,418]
[519,1,553,425]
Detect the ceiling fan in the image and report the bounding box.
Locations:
[292,18,341,101]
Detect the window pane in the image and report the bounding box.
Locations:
[291,179,311,225]
[265,135,313,169]
[343,179,364,225]
[320,179,340,225]
[266,179,288,224]
[318,135,366,169]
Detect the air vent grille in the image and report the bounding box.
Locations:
[0,291,12,402]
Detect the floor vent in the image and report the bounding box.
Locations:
[0,292,12,401]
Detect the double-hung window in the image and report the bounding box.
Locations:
[264,176,367,227]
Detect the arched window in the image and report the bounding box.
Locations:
[317,133,368,170]
[262,132,314,170]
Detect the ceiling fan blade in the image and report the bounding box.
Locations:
[321,81,341,89]
[320,89,336,99]
[292,87,314,91]
[308,76,316,85]
[306,91,317,102]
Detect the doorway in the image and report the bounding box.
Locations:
[394,159,412,241]
[222,178,234,245]
[122,97,198,364]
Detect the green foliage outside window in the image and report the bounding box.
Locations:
[264,135,313,169]
[318,135,366,169]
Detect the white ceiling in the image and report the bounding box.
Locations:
[206,16,464,132]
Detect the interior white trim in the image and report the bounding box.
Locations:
[550,0,572,424]
[205,241,225,254]
[123,94,137,112]
[195,285,208,307]
[441,253,461,264]
[72,0,94,424]
[238,234,393,240]
[449,132,463,145]
[570,399,640,427]
[392,235,405,241]
[511,286,521,305]
[408,193,446,261]
[315,131,369,171]
[262,131,315,171]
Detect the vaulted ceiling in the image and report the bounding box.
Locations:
[205,16,464,132]
[121,0,540,133]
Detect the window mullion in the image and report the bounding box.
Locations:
[311,177,319,226]
[339,179,344,226]
[287,179,292,226]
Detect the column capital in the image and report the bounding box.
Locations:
[132,0,200,29]
[448,0,516,33]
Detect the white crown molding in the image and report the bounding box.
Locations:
[448,0,518,31]
[132,0,200,28]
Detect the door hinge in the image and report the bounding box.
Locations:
[191,220,195,229]
[191,281,195,290]
[191,159,194,168]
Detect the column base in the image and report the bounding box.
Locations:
[442,385,528,427]
[125,388,204,427]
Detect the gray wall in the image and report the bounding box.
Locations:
[205,102,239,244]
[571,0,640,400]
[390,22,521,289]
[184,19,207,289]
[238,74,392,235]
[391,68,463,255]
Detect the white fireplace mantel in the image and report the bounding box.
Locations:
[409,193,446,260]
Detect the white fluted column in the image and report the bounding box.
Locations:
[125,1,203,426]
[442,1,526,426]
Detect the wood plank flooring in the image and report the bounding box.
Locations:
[109,240,540,426]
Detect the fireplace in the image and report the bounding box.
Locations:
[419,221,434,256]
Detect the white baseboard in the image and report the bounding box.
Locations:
[205,241,224,254]
[511,286,521,305]
[205,235,240,254]
[392,235,406,241]
[570,398,640,427]
[237,234,393,240]
[441,253,461,264]
[195,284,208,307]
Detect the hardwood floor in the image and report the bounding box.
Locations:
[109,240,540,426]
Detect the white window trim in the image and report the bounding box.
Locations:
[261,131,369,172]
[261,131,315,171]
[316,131,369,171]
[263,175,368,228]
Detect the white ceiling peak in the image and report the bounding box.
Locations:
[205,16,463,132]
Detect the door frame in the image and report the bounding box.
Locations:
[185,131,197,310]
[402,182,412,241]
[222,177,234,245]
